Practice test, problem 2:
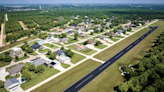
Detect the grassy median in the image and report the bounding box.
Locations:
[32,59,101,92]
[80,21,164,92]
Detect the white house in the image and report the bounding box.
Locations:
[4,78,20,91]
[87,29,94,34]
[116,29,124,36]
[49,60,61,68]
[85,44,94,49]
[58,56,70,63]
[103,38,111,43]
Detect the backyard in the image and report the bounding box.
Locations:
[43,43,59,49]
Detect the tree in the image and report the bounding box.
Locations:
[61,47,64,50]
[21,66,27,72]
[4,55,12,62]
[21,45,26,50]
[109,36,113,39]
[83,41,88,45]
[24,53,27,57]
[22,69,31,81]
[49,53,56,60]
[74,35,78,40]
[47,50,52,55]
[90,32,94,35]
[66,49,74,58]
[114,28,117,33]
[26,47,33,53]
[35,65,45,73]
[15,56,19,60]
[119,82,129,92]
[0,80,4,88]
[61,33,67,38]
[95,41,101,46]
[28,64,35,71]
[94,29,99,33]
[123,31,126,34]
[34,42,38,45]
[127,28,132,32]
[24,41,28,45]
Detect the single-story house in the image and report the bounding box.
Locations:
[31,44,42,50]
[94,24,101,28]
[85,44,94,49]
[75,45,86,50]
[87,39,95,44]
[88,29,94,33]
[8,64,24,76]
[55,49,66,59]
[107,32,116,36]
[9,48,23,57]
[52,38,60,43]
[60,38,69,44]
[58,56,70,63]
[98,36,106,40]
[4,78,20,91]
[67,31,74,35]
[37,40,45,45]
[116,29,124,36]
[49,60,61,68]
[31,58,48,67]
[78,22,85,26]
[80,33,87,37]
[103,38,111,43]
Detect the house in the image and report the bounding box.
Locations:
[116,29,124,36]
[9,48,23,57]
[49,60,61,68]
[67,31,74,35]
[8,64,24,76]
[87,39,95,44]
[47,34,55,39]
[94,24,101,28]
[52,38,60,43]
[80,33,87,37]
[31,58,48,67]
[103,38,111,43]
[107,32,116,36]
[87,29,94,34]
[31,44,42,50]
[75,45,86,50]
[78,22,85,26]
[98,36,106,40]
[58,56,70,63]
[60,38,69,44]
[37,40,45,45]
[124,24,137,28]
[4,78,20,91]
[85,44,94,49]
[55,49,66,59]
[56,28,65,32]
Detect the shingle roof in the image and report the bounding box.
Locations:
[87,39,95,44]
[31,44,42,49]
[55,49,65,56]
[9,51,21,57]
[59,56,70,61]
[4,78,19,89]
[31,58,47,67]
[67,31,73,34]
[8,64,24,76]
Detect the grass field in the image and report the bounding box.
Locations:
[32,59,101,92]
[14,56,29,62]
[0,88,7,92]
[43,43,59,49]
[65,38,79,44]
[111,38,120,42]
[38,49,50,53]
[115,36,124,38]
[68,45,97,55]
[70,53,85,64]
[61,63,70,68]
[80,21,164,92]
[95,44,107,49]
[21,67,60,90]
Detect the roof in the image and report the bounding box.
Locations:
[76,45,86,50]
[117,29,124,34]
[103,38,110,41]
[55,49,65,56]
[80,33,87,37]
[59,56,70,61]
[8,64,24,75]
[60,38,69,42]
[67,31,73,34]
[31,44,42,49]
[4,78,19,88]
[31,58,47,67]
[37,40,45,44]
[12,48,22,51]
[87,39,95,44]
[9,50,21,57]
[50,60,60,66]
[85,44,94,49]
[99,36,106,39]
[107,32,115,36]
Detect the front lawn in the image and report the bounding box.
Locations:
[68,45,97,55]
[43,43,59,49]
[0,88,7,92]
[65,38,78,44]
[115,36,124,38]
[71,53,85,64]
[111,38,119,42]
[28,40,40,46]
[95,44,107,49]
[21,67,60,90]
[38,49,50,53]
[61,63,70,68]
[32,59,101,92]
[14,56,30,62]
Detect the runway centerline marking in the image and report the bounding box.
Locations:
[75,75,93,88]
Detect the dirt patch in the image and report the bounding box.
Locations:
[19,21,29,30]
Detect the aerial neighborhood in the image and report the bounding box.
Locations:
[0,3,163,92]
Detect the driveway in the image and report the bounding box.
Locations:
[0,68,9,81]
[54,65,65,71]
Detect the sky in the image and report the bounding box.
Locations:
[1,0,164,4]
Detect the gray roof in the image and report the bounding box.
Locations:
[117,29,124,34]
[4,78,19,88]
[9,51,21,57]
[55,49,65,56]
[31,58,47,67]
[8,64,24,76]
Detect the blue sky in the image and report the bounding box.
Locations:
[1,0,164,4]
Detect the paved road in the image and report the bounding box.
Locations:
[64,26,158,92]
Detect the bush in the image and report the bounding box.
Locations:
[5,75,12,80]
[0,80,4,88]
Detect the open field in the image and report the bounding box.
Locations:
[43,43,59,49]
[111,38,119,42]
[61,63,70,68]
[70,53,85,64]
[80,21,164,92]
[95,44,107,49]
[21,67,60,90]
[38,49,50,53]
[14,56,30,62]
[32,59,101,92]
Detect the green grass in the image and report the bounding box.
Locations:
[0,88,8,92]
[65,38,79,44]
[95,44,107,49]
[115,36,124,38]
[71,53,85,64]
[32,59,101,92]
[43,43,59,49]
[38,49,50,53]
[21,67,60,90]
[0,36,38,52]
[28,40,40,46]
[61,63,70,68]
[0,62,10,67]
[68,45,97,55]
[14,56,30,62]
[125,33,130,35]
[80,20,164,92]
[111,38,120,42]
[53,43,63,46]
[79,35,91,39]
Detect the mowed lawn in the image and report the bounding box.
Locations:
[80,21,164,92]
[43,43,59,49]
[32,59,101,92]
[71,53,85,64]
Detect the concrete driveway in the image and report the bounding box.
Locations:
[0,68,9,81]
[54,65,65,71]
